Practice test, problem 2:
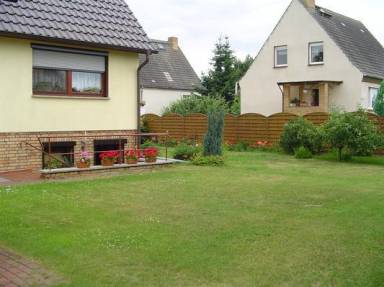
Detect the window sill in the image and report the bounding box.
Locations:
[274,65,288,69]
[309,62,324,66]
[32,95,110,100]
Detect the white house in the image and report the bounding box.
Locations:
[139,37,201,115]
[240,0,384,116]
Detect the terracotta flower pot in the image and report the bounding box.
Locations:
[126,158,138,165]
[145,157,157,163]
[76,161,91,169]
[101,158,115,167]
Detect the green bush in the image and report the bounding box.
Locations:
[226,141,250,152]
[373,81,384,116]
[173,144,200,161]
[192,155,225,166]
[162,94,230,116]
[294,146,313,159]
[323,110,380,161]
[280,117,323,154]
[203,112,224,156]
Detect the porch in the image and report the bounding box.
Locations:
[279,81,342,115]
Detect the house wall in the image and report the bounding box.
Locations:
[240,0,363,115]
[141,88,192,115]
[0,37,139,133]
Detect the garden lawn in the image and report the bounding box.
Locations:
[1,151,384,286]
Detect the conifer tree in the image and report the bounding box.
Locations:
[374,81,384,116]
[203,112,224,156]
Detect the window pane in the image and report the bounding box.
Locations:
[276,47,287,66]
[33,69,66,92]
[370,88,378,108]
[311,44,324,63]
[72,72,102,94]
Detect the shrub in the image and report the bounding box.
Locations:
[141,140,161,149]
[280,117,323,154]
[192,155,225,166]
[173,143,200,161]
[294,146,313,159]
[203,112,224,156]
[162,94,230,116]
[323,110,380,161]
[226,140,250,152]
[374,81,384,116]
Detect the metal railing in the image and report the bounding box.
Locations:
[22,132,169,170]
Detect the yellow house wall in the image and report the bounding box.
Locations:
[0,37,138,133]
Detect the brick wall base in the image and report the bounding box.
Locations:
[0,130,137,173]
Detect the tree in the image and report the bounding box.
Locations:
[374,81,384,116]
[203,112,224,156]
[200,36,253,105]
[323,110,379,161]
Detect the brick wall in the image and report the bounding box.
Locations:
[0,130,136,173]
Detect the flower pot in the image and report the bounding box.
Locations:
[126,158,138,165]
[101,158,115,167]
[145,157,157,163]
[76,161,91,169]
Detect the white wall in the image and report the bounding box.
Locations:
[0,37,139,133]
[240,0,363,115]
[141,88,192,115]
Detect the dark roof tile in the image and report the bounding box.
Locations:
[0,0,156,53]
[139,39,201,91]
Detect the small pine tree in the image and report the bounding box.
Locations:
[203,112,224,156]
[374,81,384,116]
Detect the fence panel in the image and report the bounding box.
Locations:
[224,114,238,143]
[303,112,329,126]
[160,114,185,140]
[143,114,163,133]
[184,114,208,142]
[267,113,298,143]
[237,114,268,144]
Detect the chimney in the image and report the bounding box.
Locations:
[168,37,179,50]
[303,0,315,8]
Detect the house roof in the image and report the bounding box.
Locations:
[139,39,201,91]
[301,1,384,80]
[0,0,156,53]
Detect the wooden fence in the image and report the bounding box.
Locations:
[142,112,384,144]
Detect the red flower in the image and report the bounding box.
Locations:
[99,151,120,160]
[143,147,158,158]
[125,148,141,160]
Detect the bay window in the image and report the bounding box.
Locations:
[32,45,107,97]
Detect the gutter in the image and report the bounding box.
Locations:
[137,50,151,146]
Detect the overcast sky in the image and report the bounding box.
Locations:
[127,0,384,76]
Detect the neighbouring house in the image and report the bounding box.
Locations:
[139,37,201,115]
[0,0,157,173]
[240,0,384,116]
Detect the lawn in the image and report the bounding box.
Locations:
[1,151,384,286]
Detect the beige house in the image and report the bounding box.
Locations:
[139,37,201,115]
[240,0,384,116]
[0,0,156,172]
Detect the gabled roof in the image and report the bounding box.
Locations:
[301,1,384,80]
[0,0,156,53]
[139,39,201,91]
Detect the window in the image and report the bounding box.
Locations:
[163,72,174,82]
[274,46,288,67]
[369,87,379,109]
[309,42,324,65]
[43,142,75,169]
[32,46,107,97]
[288,84,320,107]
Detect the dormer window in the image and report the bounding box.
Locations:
[309,42,324,65]
[274,45,288,67]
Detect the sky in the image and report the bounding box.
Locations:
[127,0,384,76]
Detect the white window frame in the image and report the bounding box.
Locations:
[309,42,324,65]
[274,45,288,68]
[368,87,379,110]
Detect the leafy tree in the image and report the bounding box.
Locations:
[200,36,253,105]
[374,81,384,116]
[230,95,240,115]
[162,94,229,116]
[323,109,379,161]
[203,112,224,156]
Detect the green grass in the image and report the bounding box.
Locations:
[1,151,384,286]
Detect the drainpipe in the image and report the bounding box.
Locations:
[137,50,151,148]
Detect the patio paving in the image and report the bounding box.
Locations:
[0,170,41,186]
[0,248,63,287]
